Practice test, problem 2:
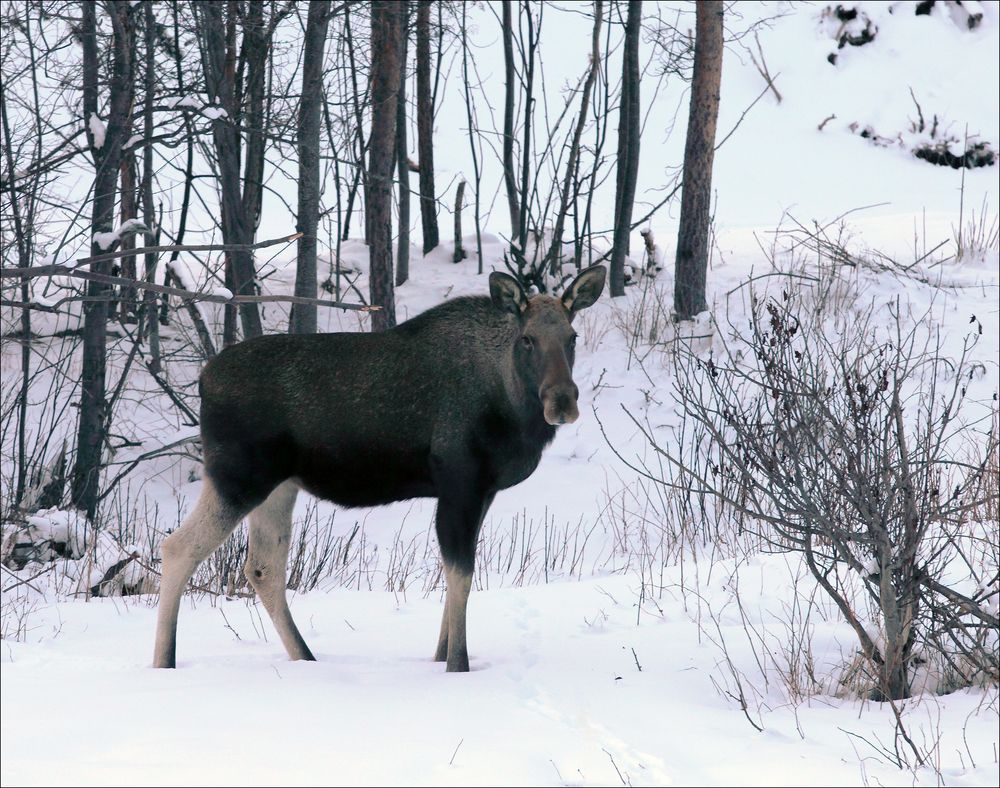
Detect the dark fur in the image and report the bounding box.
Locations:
[200,294,567,572]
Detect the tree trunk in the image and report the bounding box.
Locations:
[344,3,367,243]
[415,0,438,253]
[501,0,520,241]
[368,0,403,331]
[291,0,332,335]
[546,0,602,278]
[517,2,537,253]
[396,1,411,286]
[673,1,723,321]
[117,152,137,321]
[0,67,36,508]
[140,0,160,374]
[610,0,642,297]
[73,0,134,519]
[460,3,483,274]
[198,0,262,343]
[453,180,466,262]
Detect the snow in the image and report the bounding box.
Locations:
[91,230,118,251]
[165,260,194,290]
[91,219,148,251]
[87,113,105,150]
[3,2,999,786]
[201,106,228,120]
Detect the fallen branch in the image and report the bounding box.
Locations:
[2,268,377,312]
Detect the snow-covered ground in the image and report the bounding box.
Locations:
[3,2,999,786]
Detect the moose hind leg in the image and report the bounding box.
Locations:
[154,478,244,668]
[245,480,315,662]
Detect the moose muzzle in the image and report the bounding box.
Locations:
[540,382,580,425]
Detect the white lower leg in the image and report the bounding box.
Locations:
[153,480,240,668]
[444,564,473,672]
[434,598,450,662]
[245,481,315,661]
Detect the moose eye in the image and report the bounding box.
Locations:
[568,334,578,347]
[521,335,534,350]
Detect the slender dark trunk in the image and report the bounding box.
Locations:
[141,0,160,373]
[415,0,438,253]
[168,0,212,356]
[396,1,411,286]
[610,0,642,297]
[1,76,33,509]
[501,0,520,240]
[117,153,137,320]
[452,180,467,263]
[673,0,723,320]
[368,0,403,331]
[546,0,602,278]
[241,0,267,243]
[579,13,613,271]
[344,3,367,243]
[517,1,536,252]
[198,0,262,344]
[460,3,483,273]
[292,0,332,334]
[73,0,134,518]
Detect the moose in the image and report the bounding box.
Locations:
[153,265,607,672]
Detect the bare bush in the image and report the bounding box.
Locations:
[621,287,997,700]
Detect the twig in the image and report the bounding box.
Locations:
[749,32,781,103]
[219,608,242,640]
[2,562,55,594]
[817,113,837,132]
[602,748,628,786]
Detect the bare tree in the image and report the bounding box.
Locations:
[415,0,439,253]
[396,1,412,286]
[343,3,369,243]
[291,0,334,335]
[367,0,404,331]
[117,153,138,322]
[139,0,161,373]
[501,0,520,242]
[673,1,723,321]
[610,0,642,297]
[460,2,484,273]
[72,0,134,519]
[196,0,289,345]
[544,0,603,278]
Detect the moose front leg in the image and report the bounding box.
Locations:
[434,596,450,663]
[433,490,494,672]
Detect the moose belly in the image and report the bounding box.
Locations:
[293,441,436,507]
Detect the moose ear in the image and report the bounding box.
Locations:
[489,271,528,317]
[561,265,606,320]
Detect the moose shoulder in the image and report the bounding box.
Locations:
[154,265,606,673]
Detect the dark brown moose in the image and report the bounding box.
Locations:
[153,265,607,672]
